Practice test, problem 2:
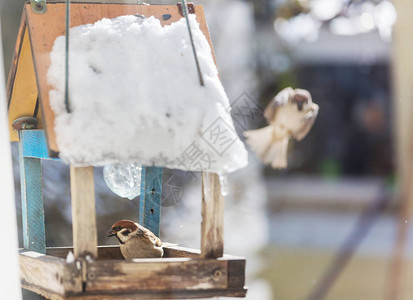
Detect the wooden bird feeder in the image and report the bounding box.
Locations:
[8,1,247,299]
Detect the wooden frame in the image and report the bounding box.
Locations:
[16,131,246,298]
[20,245,246,299]
[9,2,247,299]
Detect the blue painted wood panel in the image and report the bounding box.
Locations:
[19,132,46,253]
[20,130,60,160]
[139,167,163,237]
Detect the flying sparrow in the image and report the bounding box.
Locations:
[244,87,319,169]
[107,220,164,259]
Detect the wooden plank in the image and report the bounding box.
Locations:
[163,245,201,258]
[20,251,82,296]
[20,129,60,160]
[6,9,26,108]
[85,258,228,292]
[70,166,98,258]
[45,245,244,260]
[19,133,46,254]
[24,2,214,154]
[387,1,413,299]
[47,245,123,260]
[47,245,202,260]
[79,288,247,299]
[201,172,224,258]
[22,288,247,299]
[139,167,163,237]
[7,12,41,142]
[21,250,247,299]
[227,259,246,289]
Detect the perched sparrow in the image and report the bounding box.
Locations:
[244,87,319,169]
[107,220,164,259]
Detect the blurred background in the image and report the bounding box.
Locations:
[2,0,412,299]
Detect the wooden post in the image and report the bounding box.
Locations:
[201,172,224,258]
[0,27,22,296]
[70,166,97,258]
[387,1,413,299]
[139,167,163,237]
[19,130,60,160]
[19,131,46,254]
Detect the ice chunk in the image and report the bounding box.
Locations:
[103,162,141,200]
[218,173,229,196]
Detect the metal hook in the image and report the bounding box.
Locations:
[64,0,71,113]
[180,0,204,87]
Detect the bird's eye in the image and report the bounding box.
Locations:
[121,229,131,236]
[113,226,122,231]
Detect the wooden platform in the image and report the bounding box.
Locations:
[20,245,247,299]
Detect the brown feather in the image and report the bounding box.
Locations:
[138,223,163,247]
[111,220,138,231]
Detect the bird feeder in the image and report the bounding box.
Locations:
[8,1,247,298]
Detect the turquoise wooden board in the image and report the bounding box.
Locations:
[139,167,163,237]
[19,132,46,253]
[20,130,60,160]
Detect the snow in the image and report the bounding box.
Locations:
[66,251,75,263]
[47,14,248,174]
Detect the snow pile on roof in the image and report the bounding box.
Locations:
[48,15,248,174]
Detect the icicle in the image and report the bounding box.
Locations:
[202,172,211,196]
[218,173,229,196]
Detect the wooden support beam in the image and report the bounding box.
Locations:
[7,21,40,142]
[139,167,163,237]
[201,172,224,259]
[20,251,82,296]
[20,130,60,160]
[387,1,413,299]
[70,166,97,259]
[19,131,46,253]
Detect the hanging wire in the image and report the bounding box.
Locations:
[64,0,71,113]
[181,0,204,87]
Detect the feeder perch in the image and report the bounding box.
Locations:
[8,1,247,299]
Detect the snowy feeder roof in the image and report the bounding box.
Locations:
[8,2,247,174]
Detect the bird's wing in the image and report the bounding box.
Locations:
[141,227,162,247]
[292,104,319,141]
[264,87,293,124]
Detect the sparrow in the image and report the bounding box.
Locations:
[244,87,319,169]
[107,220,164,259]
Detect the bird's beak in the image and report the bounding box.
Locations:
[106,229,116,237]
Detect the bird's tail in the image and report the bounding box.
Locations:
[244,126,289,169]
